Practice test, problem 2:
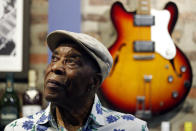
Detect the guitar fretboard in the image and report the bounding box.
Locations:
[137,0,151,15]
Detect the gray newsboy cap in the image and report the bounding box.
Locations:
[47,30,113,83]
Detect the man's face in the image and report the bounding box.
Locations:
[44,43,97,107]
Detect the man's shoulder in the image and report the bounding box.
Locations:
[4,117,34,131]
[101,107,148,130]
[4,110,46,131]
[91,95,148,130]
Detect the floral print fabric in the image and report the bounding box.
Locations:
[5,95,148,131]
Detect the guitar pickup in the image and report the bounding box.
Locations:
[134,41,155,52]
[134,15,155,26]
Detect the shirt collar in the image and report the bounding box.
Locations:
[36,94,105,127]
[86,94,105,126]
[36,103,51,125]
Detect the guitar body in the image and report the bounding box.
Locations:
[101,1,192,116]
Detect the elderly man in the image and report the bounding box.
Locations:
[5,30,148,131]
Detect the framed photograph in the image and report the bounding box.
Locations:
[0,0,29,82]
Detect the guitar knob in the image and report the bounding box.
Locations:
[172,91,178,99]
[180,66,187,73]
[184,80,191,88]
[168,76,173,83]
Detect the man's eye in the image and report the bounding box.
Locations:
[64,58,81,67]
[65,58,76,64]
[51,55,58,62]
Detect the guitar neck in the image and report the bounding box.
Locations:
[137,0,151,15]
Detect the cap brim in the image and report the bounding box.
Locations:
[47,30,81,51]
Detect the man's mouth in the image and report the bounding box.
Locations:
[46,79,65,90]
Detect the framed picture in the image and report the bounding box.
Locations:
[0,0,30,82]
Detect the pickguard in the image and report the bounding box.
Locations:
[151,9,176,60]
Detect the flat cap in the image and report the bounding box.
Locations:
[47,30,113,83]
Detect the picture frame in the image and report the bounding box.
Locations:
[0,0,30,82]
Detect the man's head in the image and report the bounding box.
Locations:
[44,30,113,107]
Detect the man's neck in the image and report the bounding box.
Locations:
[55,96,94,131]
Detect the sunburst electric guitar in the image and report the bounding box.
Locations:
[101,0,192,118]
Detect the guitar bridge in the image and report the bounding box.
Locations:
[144,75,152,82]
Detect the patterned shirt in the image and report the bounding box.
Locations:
[5,95,149,131]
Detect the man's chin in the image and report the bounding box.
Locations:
[45,93,59,102]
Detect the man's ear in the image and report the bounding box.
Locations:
[92,73,102,91]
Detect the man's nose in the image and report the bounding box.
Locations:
[51,61,65,75]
